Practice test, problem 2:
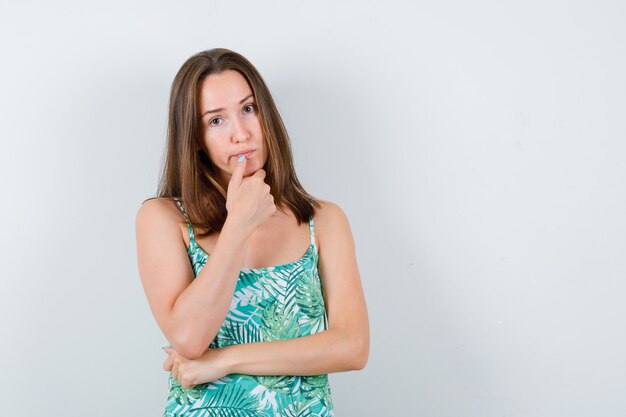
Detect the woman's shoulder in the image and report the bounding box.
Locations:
[313,199,352,237]
[311,200,356,261]
[314,199,345,218]
[135,197,185,228]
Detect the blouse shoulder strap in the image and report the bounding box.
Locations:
[308,216,316,248]
[172,197,195,241]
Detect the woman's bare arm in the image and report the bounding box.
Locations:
[136,198,254,359]
[137,159,275,360]
[164,200,369,381]
[222,201,369,374]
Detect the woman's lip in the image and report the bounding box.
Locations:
[234,150,255,158]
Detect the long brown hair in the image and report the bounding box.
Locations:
[155,48,319,237]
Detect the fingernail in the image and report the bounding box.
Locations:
[238,154,246,163]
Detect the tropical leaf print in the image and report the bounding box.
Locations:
[275,394,316,417]
[282,263,307,315]
[187,383,262,417]
[219,319,263,346]
[167,376,206,406]
[249,375,295,414]
[230,282,261,308]
[257,269,288,300]
[260,298,302,341]
[295,268,326,334]
[300,375,333,410]
[166,201,334,417]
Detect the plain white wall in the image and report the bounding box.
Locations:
[1,1,625,416]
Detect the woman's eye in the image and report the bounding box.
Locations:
[243,104,256,113]
[209,118,222,126]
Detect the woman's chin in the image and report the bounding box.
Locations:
[243,163,258,177]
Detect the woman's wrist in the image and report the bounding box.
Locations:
[222,215,255,242]
[218,344,240,375]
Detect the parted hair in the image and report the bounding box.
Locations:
[154,48,319,237]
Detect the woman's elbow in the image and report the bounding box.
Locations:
[349,333,369,371]
[170,331,211,360]
[169,340,205,360]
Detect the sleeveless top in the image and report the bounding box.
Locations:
[163,198,334,417]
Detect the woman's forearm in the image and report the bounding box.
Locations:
[219,328,369,376]
[169,217,253,359]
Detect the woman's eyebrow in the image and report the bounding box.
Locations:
[202,93,254,117]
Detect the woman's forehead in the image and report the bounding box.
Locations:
[199,70,254,109]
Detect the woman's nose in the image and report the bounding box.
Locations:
[231,116,249,143]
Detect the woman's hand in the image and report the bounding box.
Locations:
[162,347,229,389]
[225,155,276,233]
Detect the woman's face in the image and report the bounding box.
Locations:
[198,69,267,189]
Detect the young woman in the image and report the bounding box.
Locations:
[135,48,369,416]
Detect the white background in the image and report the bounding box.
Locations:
[1,1,625,416]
